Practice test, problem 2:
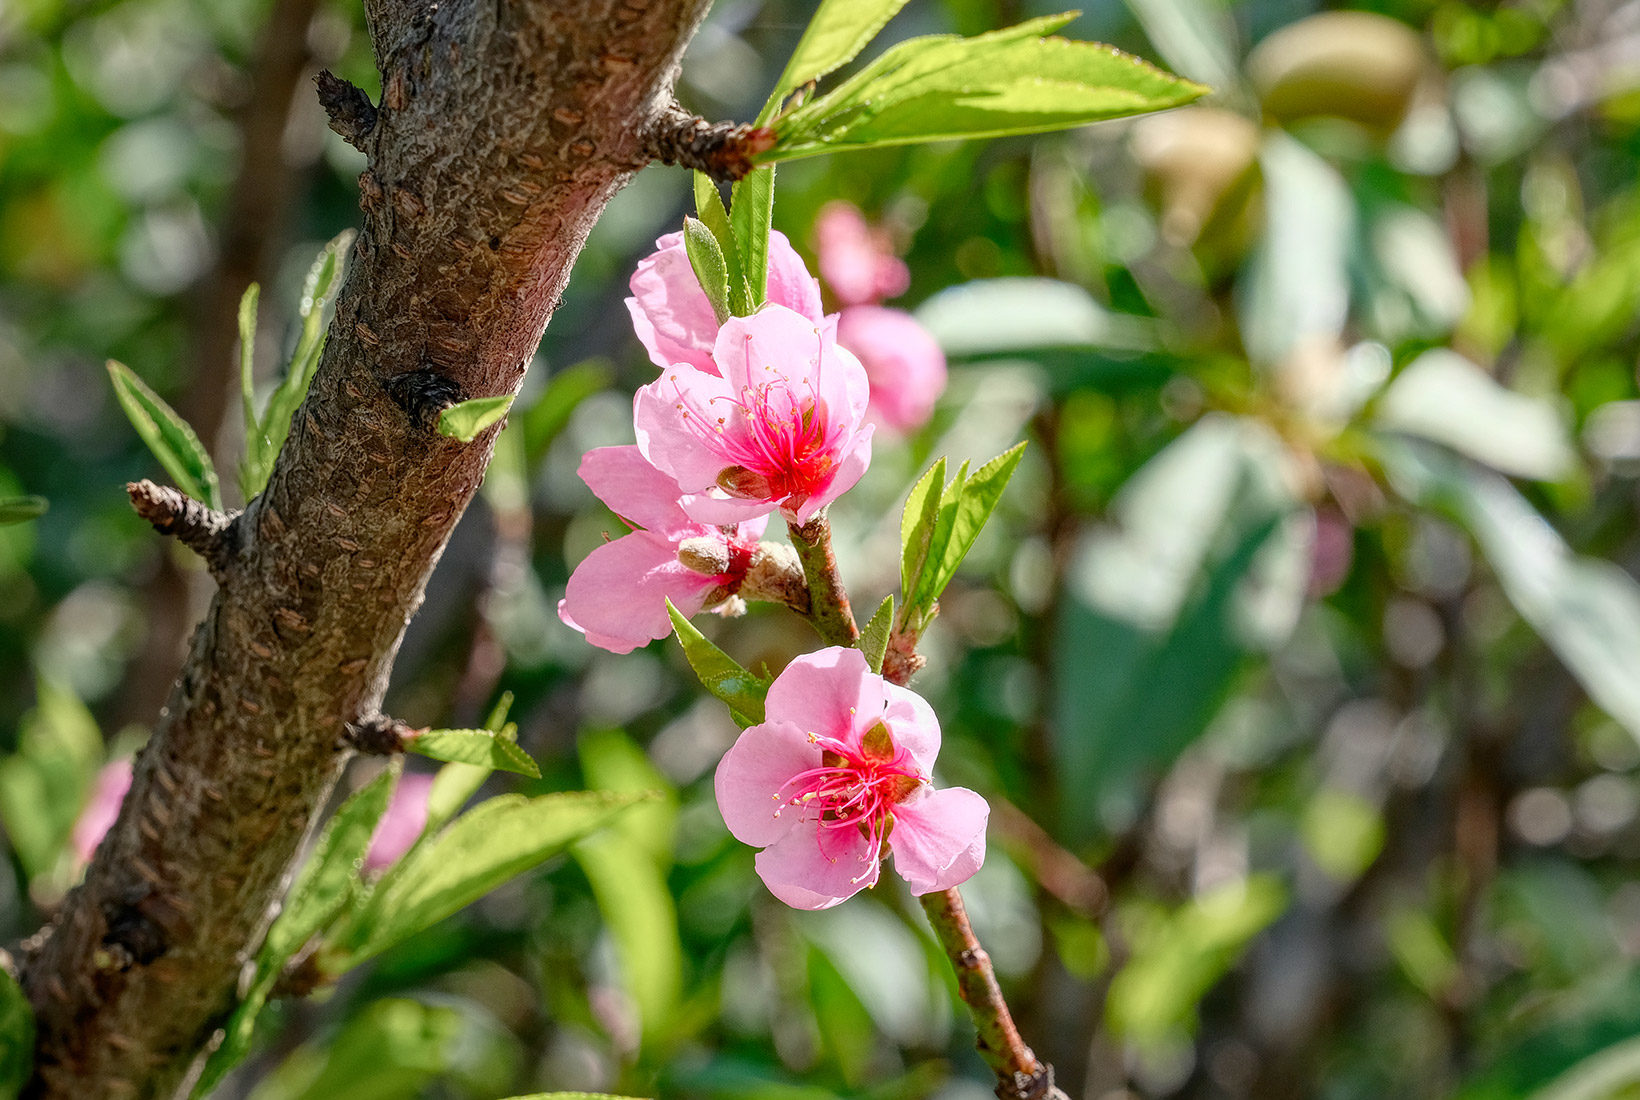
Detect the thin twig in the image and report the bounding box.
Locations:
[786,512,859,647]
[126,481,240,580]
[643,101,776,183]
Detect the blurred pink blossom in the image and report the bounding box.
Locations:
[634,305,873,525]
[814,202,910,307]
[836,305,947,433]
[365,772,435,872]
[558,445,768,653]
[625,229,823,375]
[70,758,132,865]
[714,647,988,910]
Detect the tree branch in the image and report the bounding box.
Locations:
[20,1,711,1095]
[643,101,774,182]
[787,513,860,647]
[126,481,241,581]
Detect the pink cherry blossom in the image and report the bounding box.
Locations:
[714,647,988,910]
[626,229,824,375]
[836,305,947,434]
[558,445,769,653]
[70,758,132,865]
[633,305,874,526]
[815,202,910,308]
[365,772,434,872]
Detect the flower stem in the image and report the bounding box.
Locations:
[918,888,1070,1100]
[786,512,859,647]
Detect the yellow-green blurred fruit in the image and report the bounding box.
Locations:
[1131,107,1262,254]
[1248,12,1430,133]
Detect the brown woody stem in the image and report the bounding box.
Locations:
[126,481,240,580]
[643,101,775,183]
[786,512,859,647]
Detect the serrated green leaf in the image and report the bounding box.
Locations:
[918,443,1026,610]
[898,458,946,625]
[693,173,751,314]
[907,460,969,616]
[857,595,893,674]
[422,693,514,838]
[764,20,1204,162]
[436,395,513,442]
[333,790,649,966]
[0,967,33,1100]
[0,497,47,526]
[194,764,401,1097]
[238,282,261,448]
[759,0,914,124]
[410,728,540,779]
[106,360,221,510]
[683,216,732,326]
[242,230,354,500]
[730,166,774,313]
[666,599,770,726]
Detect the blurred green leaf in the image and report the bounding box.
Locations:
[1375,349,1574,481]
[522,361,613,464]
[1124,0,1244,98]
[574,833,683,1046]
[1054,417,1309,839]
[435,395,513,442]
[1529,1035,1640,1100]
[1301,789,1385,882]
[410,728,539,778]
[237,282,260,454]
[730,166,774,312]
[1387,906,1459,1001]
[106,359,221,510]
[857,595,892,673]
[245,999,462,1100]
[0,967,34,1100]
[0,497,47,526]
[765,17,1204,161]
[1382,442,1640,748]
[667,598,770,726]
[0,678,103,879]
[331,790,649,966]
[241,230,354,500]
[760,0,912,122]
[808,945,876,1085]
[683,215,732,326]
[914,277,1155,358]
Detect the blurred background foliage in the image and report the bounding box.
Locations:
[5,0,1640,1095]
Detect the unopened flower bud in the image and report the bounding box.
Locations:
[678,536,732,576]
[716,464,778,500]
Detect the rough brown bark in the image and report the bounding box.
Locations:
[20,0,711,1095]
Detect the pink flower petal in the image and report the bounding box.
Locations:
[764,647,877,740]
[577,445,694,537]
[888,785,989,894]
[754,819,879,909]
[633,364,743,493]
[559,533,718,654]
[787,423,873,525]
[714,719,819,848]
[837,305,947,434]
[627,231,722,374]
[815,202,910,307]
[766,231,826,320]
[71,759,132,865]
[365,772,435,872]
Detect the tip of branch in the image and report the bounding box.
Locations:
[644,103,772,183]
[342,714,418,755]
[315,69,378,150]
[127,481,238,579]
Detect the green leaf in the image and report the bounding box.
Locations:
[694,173,751,314]
[106,360,222,510]
[759,0,914,123]
[683,216,732,326]
[730,166,775,313]
[497,1094,650,1099]
[574,834,682,1042]
[520,360,613,465]
[238,282,261,448]
[1528,1034,1640,1100]
[410,728,540,779]
[857,595,893,674]
[898,458,946,626]
[1380,441,1640,750]
[765,18,1205,162]
[666,599,771,726]
[0,967,34,1100]
[241,230,354,500]
[331,790,650,966]
[0,497,47,526]
[422,692,514,838]
[193,764,401,1097]
[435,395,513,442]
[0,678,104,880]
[915,443,1026,616]
[244,998,464,1100]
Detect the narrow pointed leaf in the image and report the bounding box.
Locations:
[106,360,221,510]
[436,395,514,442]
[237,282,260,447]
[919,443,1026,606]
[0,496,47,525]
[335,790,651,965]
[666,599,770,726]
[760,0,914,123]
[857,595,894,674]
[410,728,540,779]
[730,166,775,312]
[693,172,750,313]
[0,967,33,1100]
[424,692,514,837]
[683,216,732,325]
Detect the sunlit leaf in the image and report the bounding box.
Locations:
[693,172,750,313]
[423,692,514,838]
[666,599,771,726]
[107,359,221,510]
[410,728,540,779]
[760,0,913,123]
[0,497,47,526]
[683,216,732,325]
[857,595,893,674]
[435,395,513,442]
[730,166,774,313]
[238,282,260,449]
